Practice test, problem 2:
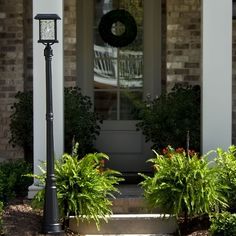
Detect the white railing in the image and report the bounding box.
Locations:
[94,45,143,88]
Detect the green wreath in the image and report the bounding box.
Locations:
[98,9,137,48]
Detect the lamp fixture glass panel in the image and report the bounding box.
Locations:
[35,14,60,44]
[40,20,55,41]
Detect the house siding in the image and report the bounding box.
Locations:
[0,0,235,161]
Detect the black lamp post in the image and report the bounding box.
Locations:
[34,14,63,235]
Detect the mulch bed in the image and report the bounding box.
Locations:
[2,198,209,236]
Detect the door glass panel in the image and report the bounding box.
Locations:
[94,91,117,120]
[94,0,143,120]
[120,91,142,120]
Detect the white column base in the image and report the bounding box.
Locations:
[27,183,43,199]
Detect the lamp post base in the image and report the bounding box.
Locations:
[41,223,64,235]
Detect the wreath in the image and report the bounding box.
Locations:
[98,9,137,48]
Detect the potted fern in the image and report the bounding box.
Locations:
[31,144,123,231]
[139,146,228,234]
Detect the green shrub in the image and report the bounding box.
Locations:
[0,201,3,235]
[209,212,236,236]
[139,146,227,223]
[32,145,123,229]
[9,91,33,163]
[0,159,33,202]
[215,146,236,211]
[136,84,200,152]
[9,87,101,161]
[64,87,101,156]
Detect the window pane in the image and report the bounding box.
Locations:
[119,51,143,89]
[95,91,117,120]
[120,91,142,120]
[94,49,118,89]
[94,0,144,121]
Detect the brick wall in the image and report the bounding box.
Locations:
[166,0,201,91]
[64,0,77,87]
[0,0,25,160]
[23,0,32,91]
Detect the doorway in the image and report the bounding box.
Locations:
[77,0,162,179]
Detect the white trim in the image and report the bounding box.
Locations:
[201,0,232,154]
[144,0,162,98]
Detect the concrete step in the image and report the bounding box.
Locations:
[69,214,177,235]
[68,185,178,235]
[111,185,161,214]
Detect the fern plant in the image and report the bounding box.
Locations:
[139,147,227,223]
[215,145,236,211]
[31,145,123,229]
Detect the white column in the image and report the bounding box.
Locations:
[201,0,232,154]
[28,0,64,198]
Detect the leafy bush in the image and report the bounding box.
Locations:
[0,201,3,235]
[64,87,101,156]
[32,145,123,228]
[9,91,33,163]
[0,159,33,202]
[9,87,101,161]
[215,146,236,212]
[209,212,236,236]
[136,84,200,152]
[139,146,227,223]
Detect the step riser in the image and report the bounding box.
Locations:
[111,198,162,214]
[69,215,177,235]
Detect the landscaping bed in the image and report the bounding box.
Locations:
[2,198,209,236]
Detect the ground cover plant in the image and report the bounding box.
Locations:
[31,144,123,229]
[209,211,236,236]
[0,159,33,203]
[139,146,228,229]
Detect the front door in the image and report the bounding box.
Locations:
[77,0,162,177]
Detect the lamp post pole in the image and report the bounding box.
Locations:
[34,13,62,234]
[42,43,63,234]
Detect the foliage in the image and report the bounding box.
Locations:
[64,87,101,156]
[31,145,123,229]
[209,212,236,236]
[139,146,227,223]
[0,159,33,202]
[214,145,236,211]
[0,201,3,235]
[9,87,101,161]
[136,84,201,152]
[9,91,33,163]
